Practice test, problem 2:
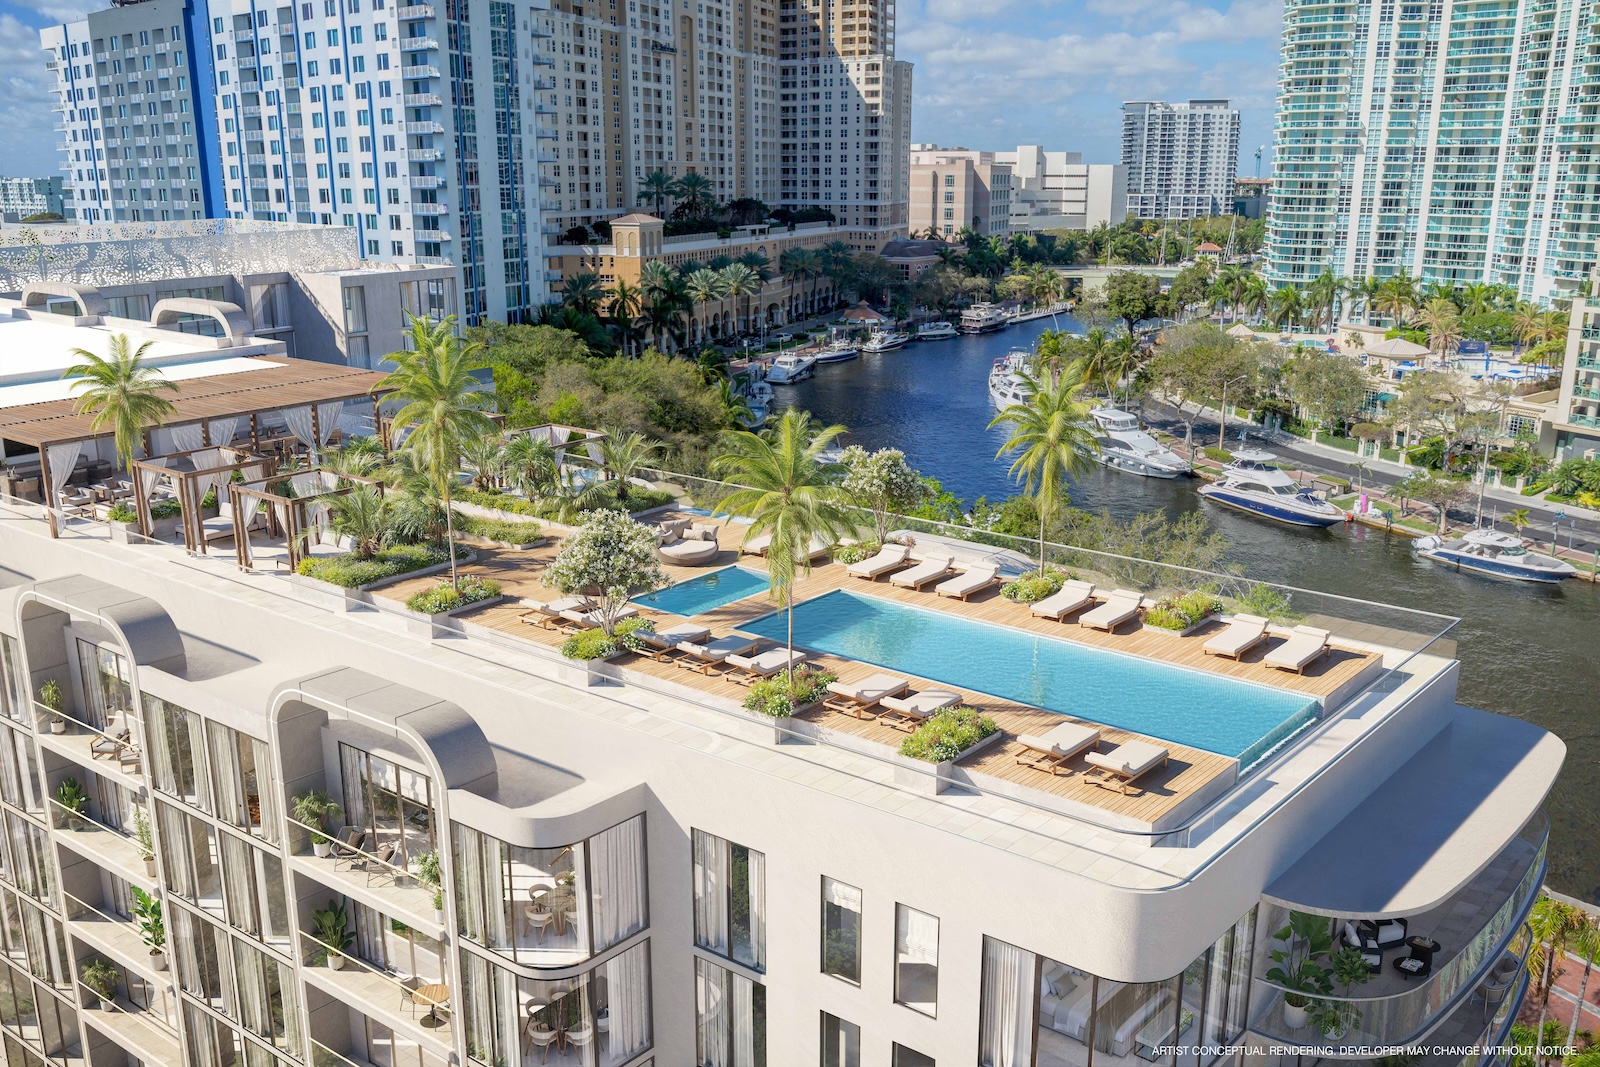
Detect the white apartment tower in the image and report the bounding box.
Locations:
[1121,99,1239,220]
[777,0,911,231]
[43,0,557,326]
[1267,0,1600,304]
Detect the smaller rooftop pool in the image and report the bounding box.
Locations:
[632,565,771,617]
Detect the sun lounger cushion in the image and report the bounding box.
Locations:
[679,636,758,661]
[826,673,908,703]
[878,690,962,718]
[1031,580,1096,616]
[1204,614,1269,654]
[659,539,720,565]
[637,624,710,648]
[847,543,909,576]
[727,649,805,675]
[561,606,638,629]
[889,554,953,587]
[1026,721,1100,755]
[1085,741,1168,777]
[935,563,999,595]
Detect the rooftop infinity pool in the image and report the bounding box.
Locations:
[632,566,771,617]
[741,590,1319,768]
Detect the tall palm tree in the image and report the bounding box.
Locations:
[1460,282,1498,317]
[62,334,180,474]
[719,262,763,335]
[641,170,674,216]
[377,315,494,589]
[640,261,689,351]
[1528,897,1594,1060]
[1419,296,1464,359]
[780,247,822,319]
[1032,329,1075,390]
[686,267,730,341]
[561,272,604,317]
[988,367,1101,572]
[1307,269,1345,331]
[672,171,716,218]
[1240,275,1270,323]
[1268,285,1304,330]
[1375,275,1419,326]
[599,430,660,505]
[712,410,858,685]
[606,279,644,356]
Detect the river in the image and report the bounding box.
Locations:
[772,318,1600,902]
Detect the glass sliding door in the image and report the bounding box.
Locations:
[695,956,763,1067]
[692,830,765,972]
[340,745,437,871]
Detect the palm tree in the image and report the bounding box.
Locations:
[712,410,858,685]
[320,438,385,480]
[599,430,660,505]
[1307,269,1345,331]
[377,314,494,589]
[715,378,756,427]
[1507,508,1532,540]
[1528,898,1595,1061]
[1268,285,1305,330]
[1240,274,1270,323]
[561,272,604,317]
[641,170,674,216]
[1419,296,1463,359]
[686,267,729,341]
[780,247,822,319]
[62,334,180,474]
[1375,275,1419,326]
[720,262,763,335]
[313,485,395,560]
[502,434,561,500]
[988,367,1101,573]
[672,172,716,218]
[459,434,507,491]
[605,279,645,357]
[1460,282,1498,317]
[640,261,689,351]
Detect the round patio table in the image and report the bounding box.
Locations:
[414,983,451,1028]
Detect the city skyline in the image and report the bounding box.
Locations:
[0,0,1280,190]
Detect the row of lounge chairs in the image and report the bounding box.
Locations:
[1012,722,1171,794]
[517,596,640,635]
[845,544,1001,600]
[819,673,964,731]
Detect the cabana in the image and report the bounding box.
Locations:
[231,468,389,571]
[129,446,275,554]
[1362,336,1431,361]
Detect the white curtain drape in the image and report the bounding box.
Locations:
[289,472,321,499]
[696,960,729,1067]
[137,456,168,501]
[603,943,652,1061]
[692,831,729,955]
[979,937,1035,1067]
[189,448,220,506]
[730,969,754,1066]
[171,423,204,454]
[45,442,83,504]
[590,817,646,952]
[897,904,939,965]
[551,425,571,465]
[585,438,604,465]
[206,416,241,448]
[316,401,344,444]
[282,406,316,448]
[745,847,766,971]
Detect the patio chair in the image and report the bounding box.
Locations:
[91,729,132,761]
[846,543,910,581]
[1084,741,1170,794]
[1078,590,1148,633]
[1029,580,1097,621]
[889,553,955,590]
[823,673,910,717]
[724,648,807,684]
[934,562,1000,600]
[364,842,400,885]
[671,635,760,674]
[876,690,962,731]
[1203,615,1271,659]
[631,623,711,661]
[1263,626,1332,673]
[518,596,594,630]
[330,827,366,870]
[1014,722,1102,776]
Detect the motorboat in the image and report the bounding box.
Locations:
[988,349,1034,409]
[766,351,816,384]
[814,341,859,364]
[1088,408,1192,478]
[1413,528,1576,583]
[861,329,910,353]
[960,302,1011,334]
[915,320,958,341]
[1196,450,1344,527]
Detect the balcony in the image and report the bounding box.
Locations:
[409,175,445,189]
[408,148,443,162]
[298,934,453,1056]
[396,3,436,17]
[404,93,442,107]
[63,891,168,985]
[48,798,156,890]
[399,36,440,52]
[405,121,445,135]
[33,701,144,790]
[78,984,181,1064]
[286,815,444,935]
[401,66,441,80]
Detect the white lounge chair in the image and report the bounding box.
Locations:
[1203,614,1270,659]
[1078,590,1147,633]
[1029,580,1097,621]
[741,532,830,559]
[631,623,711,661]
[1264,625,1331,673]
[934,562,1000,600]
[889,553,955,590]
[847,543,910,581]
[558,605,638,633]
[518,596,594,629]
[725,648,807,684]
[671,635,760,674]
[1084,741,1170,794]
[822,673,910,717]
[1014,721,1102,776]
[876,690,963,731]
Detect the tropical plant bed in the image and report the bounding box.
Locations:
[1000,568,1071,604]
[294,544,466,590]
[896,707,999,763]
[453,512,546,549]
[1143,590,1225,635]
[743,666,837,718]
[560,618,654,661]
[404,575,503,616]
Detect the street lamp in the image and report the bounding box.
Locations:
[1218,374,1249,449]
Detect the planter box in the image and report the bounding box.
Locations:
[108,519,137,545]
[1145,612,1221,638]
[148,514,181,540]
[400,594,507,638]
[889,729,1007,796]
[458,532,543,551]
[562,650,625,687]
[288,552,475,613]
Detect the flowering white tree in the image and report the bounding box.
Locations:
[544,510,666,634]
[839,446,928,542]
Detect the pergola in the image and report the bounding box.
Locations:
[129,445,274,554]
[0,355,392,536]
[231,467,388,572]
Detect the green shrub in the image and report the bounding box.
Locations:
[456,513,545,545]
[1001,569,1069,603]
[405,574,501,615]
[107,503,137,524]
[201,488,218,508]
[1144,589,1224,632]
[149,499,182,519]
[829,540,881,565]
[897,707,997,762]
[1202,447,1234,464]
[743,666,837,717]
[295,543,451,588]
[1238,583,1299,622]
[561,618,656,659]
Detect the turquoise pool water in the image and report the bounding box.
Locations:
[741,590,1319,767]
[633,566,771,617]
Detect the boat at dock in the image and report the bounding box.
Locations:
[914,320,958,341]
[1413,528,1576,583]
[766,351,817,384]
[861,329,910,353]
[1088,408,1192,478]
[814,340,860,364]
[960,302,1011,334]
[988,349,1034,408]
[1197,450,1344,527]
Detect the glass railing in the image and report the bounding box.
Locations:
[1249,813,1546,1050]
[299,932,451,1037]
[284,816,439,921]
[32,700,143,770]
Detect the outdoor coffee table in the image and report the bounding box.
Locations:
[414,983,451,1027]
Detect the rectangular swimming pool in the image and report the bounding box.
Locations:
[633,566,771,617]
[740,590,1319,768]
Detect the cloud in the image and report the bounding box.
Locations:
[0,12,60,179]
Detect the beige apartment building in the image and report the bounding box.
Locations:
[907,147,1012,239]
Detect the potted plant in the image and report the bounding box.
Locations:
[1264,910,1333,1029]
[106,502,139,543]
[132,808,156,877]
[39,680,66,733]
[1312,946,1373,1039]
[80,958,119,1008]
[311,899,354,970]
[291,790,343,858]
[132,887,165,971]
[56,777,89,831]
[413,851,444,923]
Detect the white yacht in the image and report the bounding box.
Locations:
[1413,528,1576,583]
[1088,408,1192,478]
[860,329,910,353]
[960,302,1011,334]
[1197,449,1344,527]
[765,351,816,384]
[915,320,958,341]
[814,340,859,364]
[988,349,1034,409]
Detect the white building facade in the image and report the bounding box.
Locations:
[1121,100,1239,220]
[990,146,1126,232]
[0,178,69,222]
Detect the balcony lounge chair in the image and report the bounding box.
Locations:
[724,648,807,684]
[934,562,1000,600]
[656,520,721,566]
[1078,590,1148,633]
[330,827,367,870]
[1203,614,1271,659]
[847,543,910,581]
[631,623,711,661]
[823,673,910,717]
[518,596,593,630]
[1263,626,1332,673]
[671,635,760,674]
[876,689,962,731]
[364,842,400,885]
[1029,580,1097,621]
[91,728,132,761]
[1084,741,1170,794]
[741,532,830,559]
[1014,721,1102,776]
[1342,918,1408,952]
[399,975,424,1018]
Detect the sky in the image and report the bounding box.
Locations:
[0,0,1281,184]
